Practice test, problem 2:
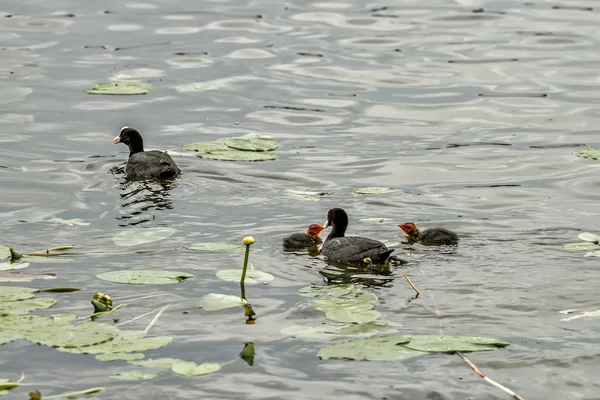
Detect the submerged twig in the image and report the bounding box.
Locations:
[456,352,525,400]
[403,274,420,297]
[144,305,169,335]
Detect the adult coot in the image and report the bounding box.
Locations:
[398,222,458,246]
[113,127,181,181]
[282,224,324,250]
[321,208,405,265]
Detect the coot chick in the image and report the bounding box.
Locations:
[282,224,324,250]
[322,208,406,265]
[398,222,458,246]
[113,127,181,181]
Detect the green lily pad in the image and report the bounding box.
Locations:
[97,270,194,285]
[584,250,600,257]
[0,246,10,260]
[317,334,510,361]
[198,293,248,311]
[574,147,600,160]
[318,335,416,361]
[0,314,72,345]
[129,358,183,369]
[325,309,381,324]
[224,137,282,152]
[48,218,90,226]
[0,262,30,271]
[96,352,145,362]
[171,361,221,376]
[402,334,510,353]
[84,82,152,95]
[0,286,36,302]
[110,372,157,381]
[186,243,243,252]
[112,227,176,247]
[216,269,274,283]
[297,284,354,298]
[0,297,56,315]
[281,322,393,340]
[181,142,228,153]
[25,321,118,348]
[578,232,600,243]
[59,331,172,355]
[22,256,73,264]
[199,149,277,162]
[564,242,600,250]
[355,187,402,195]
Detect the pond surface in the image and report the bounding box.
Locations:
[1,0,600,398]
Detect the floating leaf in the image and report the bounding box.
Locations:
[216,269,274,283]
[584,250,600,257]
[281,322,393,340]
[355,187,402,195]
[129,358,183,369]
[0,297,56,315]
[84,82,151,95]
[224,137,282,152]
[110,372,157,381]
[574,147,600,160]
[284,189,334,197]
[96,353,145,362]
[578,232,600,243]
[199,149,277,162]
[317,334,510,361]
[0,246,9,260]
[359,218,392,224]
[0,286,36,302]
[0,271,56,282]
[25,321,119,348]
[240,342,255,366]
[171,361,221,376]
[97,270,194,285]
[186,243,243,252]
[297,284,354,298]
[46,245,77,251]
[325,309,381,324]
[401,335,510,353]
[48,218,90,226]
[0,262,29,271]
[36,287,81,293]
[112,227,176,247]
[58,331,172,355]
[20,255,73,264]
[564,242,600,250]
[181,142,227,153]
[198,293,247,311]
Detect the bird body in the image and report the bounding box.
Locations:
[398,223,458,246]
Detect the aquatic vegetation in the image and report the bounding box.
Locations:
[96,270,194,285]
[354,187,402,195]
[112,227,177,247]
[84,82,152,95]
[182,135,281,162]
[564,232,600,257]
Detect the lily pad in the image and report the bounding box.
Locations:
[0,262,30,271]
[224,137,282,152]
[199,149,277,162]
[112,227,176,247]
[574,147,600,160]
[22,256,73,264]
[325,309,381,324]
[84,82,151,95]
[186,243,243,252]
[97,270,194,285]
[297,284,354,298]
[59,331,172,355]
[0,297,56,315]
[0,271,56,282]
[355,187,402,195]
[281,322,393,340]
[0,246,10,260]
[198,293,248,311]
[171,361,221,376]
[216,269,274,283]
[24,321,118,348]
[129,358,183,369]
[578,232,600,243]
[0,286,36,302]
[48,218,90,226]
[317,334,510,361]
[110,372,157,381]
[181,141,228,153]
[584,250,600,257]
[96,353,145,362]
[564,242,600,250]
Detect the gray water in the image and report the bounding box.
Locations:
[1,0,600,398]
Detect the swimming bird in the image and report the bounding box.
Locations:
[282,224,324,250]
[398,222,458,246]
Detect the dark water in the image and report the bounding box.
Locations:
[1,0,600,398]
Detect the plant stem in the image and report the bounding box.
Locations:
[240,244,250,301]
[456,352,525,400]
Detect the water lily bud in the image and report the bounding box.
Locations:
[242,236,255,246]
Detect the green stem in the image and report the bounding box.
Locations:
[240,244,250,301]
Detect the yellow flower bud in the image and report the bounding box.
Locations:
[242,236,255,246]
